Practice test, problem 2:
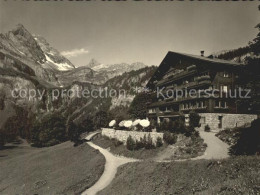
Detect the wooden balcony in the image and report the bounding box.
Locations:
[157,111,180,116]
[159,79,211,94]
[157,69,197,87]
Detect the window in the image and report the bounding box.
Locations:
[223,71,230,77]
[220,85,228,93]
[201,72,209,76]
[215,100,227,108]
[221,101,227,108]
[198,101,205,108]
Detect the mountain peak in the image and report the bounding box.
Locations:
[11,24,31,37]
[86,58,101,68]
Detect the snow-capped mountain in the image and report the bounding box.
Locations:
[34,35,75,71]
[85,58,101,69]
[0,24,59,85]
[84,59,147,80]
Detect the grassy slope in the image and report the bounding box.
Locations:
[98,156,260,195]
[0,139,105,195]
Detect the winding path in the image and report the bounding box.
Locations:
[82,131,229,195]
[193,131,229,160]
[82,132,138,195]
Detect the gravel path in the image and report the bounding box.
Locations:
[82,132,138,195]
[193,131,229,160]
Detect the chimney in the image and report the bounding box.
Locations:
[200,50,204,57]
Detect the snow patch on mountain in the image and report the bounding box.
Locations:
[92,64,108,71]
[33,35,75,71]
[44,54,74,71]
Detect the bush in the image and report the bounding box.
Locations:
[189,111,201,128]
[185,147,192,154]
[31,112,67,147]
[2,106,34,142]
[93,111,108,129]
[205,124,211,132]
[163,132,177,145]
[136,137,145,149]
[111,138,123,147]
[167,120,174,132]
[172,118,186,134]
[67,120,83,145]
[144,134,155,149]
[157,120,168,132]
[230,119,260,155]
[135,124,143,131]
[128,92,151,119]
[156,137,163,147]
[126,135,136,151]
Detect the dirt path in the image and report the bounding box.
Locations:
[193,131,229,160]
[82,132,138,195]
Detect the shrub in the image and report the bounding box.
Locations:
[135,124,143,131]
[145,134,155,149]
[157,120,168,132]
[93,111,108,129]
[126,135,136,151]
[136,137,145,149]
[189,111,201,128]
[184,126,195,137]
[31,112,67,147]
[111,138,123,147]
[156,137,163,147]
[172,118,186,134]
[128,92,151,119]
[67,120,83,145]
[205,124,211,132]
[167,120,174,132]
[163,132,177,145]
[230,119,260,155]
[185,147,192,154]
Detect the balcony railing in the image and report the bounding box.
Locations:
[157,69,197,87]
[214,106,229,109]
[157,111,180,116]
[160,80,211,94]
[180,106,207,111]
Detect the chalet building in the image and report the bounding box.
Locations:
[146,51,257,131]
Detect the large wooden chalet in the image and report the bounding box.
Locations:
[146,51,257,131]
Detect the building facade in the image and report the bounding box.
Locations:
[146,51,257,131]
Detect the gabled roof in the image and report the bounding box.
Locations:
[170,51,243,66]
[146,51,244,89]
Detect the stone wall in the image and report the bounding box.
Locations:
[101,128,164,144]
[196,113,257,131]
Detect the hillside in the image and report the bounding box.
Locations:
[0,139,105,194]
[98,156,260,195]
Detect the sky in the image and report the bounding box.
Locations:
[0,1,259,67]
